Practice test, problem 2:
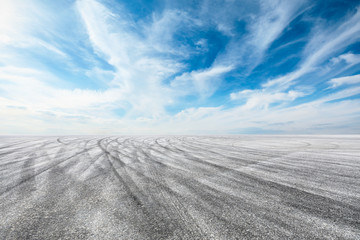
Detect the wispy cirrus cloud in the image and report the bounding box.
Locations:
[263,6,360,88]
[76,0,234,116]
[330,53,360,66]
[214,0,307,70]
[328,74,360,88]
[171,65,234,98]
[0,0,359,134]
[230,89,308,110]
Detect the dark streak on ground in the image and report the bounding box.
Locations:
[0,135,360,239]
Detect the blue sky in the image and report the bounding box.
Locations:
[0,0,360,135]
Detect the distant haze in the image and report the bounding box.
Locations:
[0,0,360,135]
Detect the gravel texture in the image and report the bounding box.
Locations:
[0,135,359,239]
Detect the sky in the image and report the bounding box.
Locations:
[0,0,360,135]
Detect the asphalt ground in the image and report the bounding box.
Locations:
[0,135,359,239]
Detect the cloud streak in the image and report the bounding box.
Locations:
[328,74,360,88]
[0,0,359,134]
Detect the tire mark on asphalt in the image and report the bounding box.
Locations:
[0,138,42,151]
[18,153,37,197]
[98,138,169,238]
[132,138,207,238]
[172,138,346,180]
[1,136,360,239]
[147,139,344,236]
[0,141,94,197]
[7,141,95,240]
[99,137,207,238]
[156,137,360,230]
[180,136,288,161]
[0,139,56,158]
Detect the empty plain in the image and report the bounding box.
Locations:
[0,135,359,239]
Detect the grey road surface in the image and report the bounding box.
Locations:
[0,136,359,239]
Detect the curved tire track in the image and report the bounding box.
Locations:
[0,135,360,239]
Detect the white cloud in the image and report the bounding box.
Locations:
[146,10,201,56]
[330,53,360,66]
[156,95,360,134]
[321,86,360,102]
[0,66,125,117]
[214,0,306,70]
[264,7,360,88]
[249,0,306,51]
[76,0,174,117]
[172,65,234,98]
[0,0,359,135]
[1,0,212,124]
[230,89,307,109]
[76,0,221,117]
[175,106,223,121]
[328,74,360,88]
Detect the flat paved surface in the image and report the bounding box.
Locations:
[0,136,359,239]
